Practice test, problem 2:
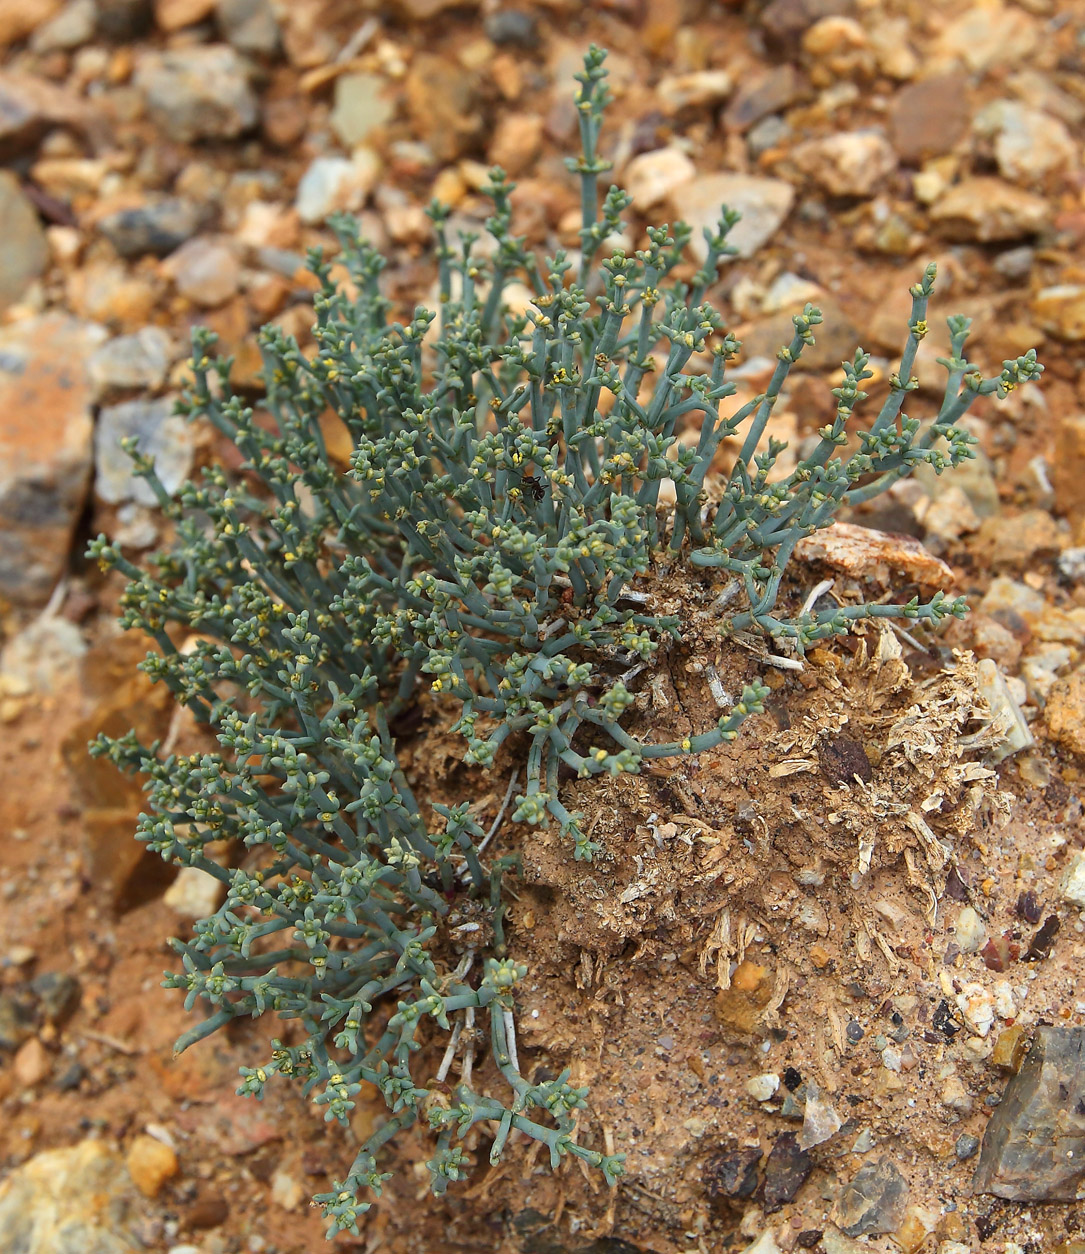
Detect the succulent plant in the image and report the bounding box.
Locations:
[88,45,1041,1236]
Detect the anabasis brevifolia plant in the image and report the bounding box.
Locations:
[90,47,1041,1235]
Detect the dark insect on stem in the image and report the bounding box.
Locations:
[520,475,546,502]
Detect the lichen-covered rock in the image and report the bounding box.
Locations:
[973,1026,1085,1200]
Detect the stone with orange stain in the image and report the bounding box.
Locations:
[0,314,105,606]
[715,960,774,1034]
[125,1134,179,1198]
[794,521,955,591]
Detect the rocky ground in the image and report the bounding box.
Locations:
[1,0,1085,1252]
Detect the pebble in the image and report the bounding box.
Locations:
[269,1167,304,1210]
[163,865,226,918]
[670,173,793,261]
[98,197,203,259]
[930,177,1050,242]
[955,1133,980,1161]
[798,1080,843,1148]
[215,0,279,55]
[0,1139,139,1254]
[940,1075,974,1115]
[134,45,258,143]
[762,1131,812,1211]
[975,658,1034,762]
[656,70,733,112]
[13,1036,51,1087]
[163,237,240,307]
[95,398,193,506]
[29,0,95,51]
[932,2,1038,73]
[833,1156,909,1237]
[703,1143,762,1200]
[1045,669,1085,759]
[0,616,87,695]
[31,971,81,1024]
[747,115,791,159]
[955,982,996,1037]
[0,171,49,311]
[484,8,535,46]
[888,74,968,164]
[329,72,395,149]
[489,112,544,177]
[973,1026,1085,1200]
[624,146,695,211]
[724,63,806,132]
[746,1072,781,1101]
[1060,851,1085,909]
[792,130,893,196]
[126,1134,179,1198]
[0,314,104,606]
[295,151,380,225]
[1031,285,1085,342]
[740,1234,782,1254]
[90,327,174,393]
[976,100,1076,185]
[953,906,987,954]
[794,521,953,590]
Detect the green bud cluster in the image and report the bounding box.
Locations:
[88,45,1040,1234]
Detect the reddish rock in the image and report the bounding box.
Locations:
[931,177,1049,242]
[1044,668,1085,757]
[0,315,105,606]
[794,522,954,590]
[888,74,969,165]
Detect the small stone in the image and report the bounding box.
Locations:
[1045,670,1085,758]
[833,1156,909,1237]
[763,1132,812,1211]
[954,906,987,954]
[484,8,535,46]
[931,177,1049,242]
[90,327,174,393]
[126,1134,179,1199]
[956,982,995,1037]
[670,173,793,261]
[794,521,953,589]
[215,0,278,54]
[329,72,394,149]
[0,0,62,48]
[746,1073,780,1102]
[724,64,807,132]
[975,658,1034,762]
[704,1142,762,1201]
[818,734,872,785]
[295,151,380,225]
[888,75,969,164]
[154,0,214,30]
[976,101,1076,186]
[489,112,544,178]
[0,1140,139,1254]
[393,0,476,14]
[973,1026,1085,1200]
[134,46,257,143]
[162,237,240,308]
[747,115,792,159]
[13,1037,51,1087]
[994,246,1035,282]
[98,198,202,259]
[95,398,193,506]
[29,0,95,51]
[656,70,733,112]
[0,314,104,606]
[1032,286,1085,342]
[1060,851,1085,909]
[933,2,1038,73]
[940,1075,974,1115]
[405,53,481,163]
[269,1167,304,1210]
[799,1080,843,1149]
[792,131,896,197]
[0,616,87,694]
[955,1133,981,1160]
[740,1234,782,1254]
[624,146,695,211]
[0,171,49,311]
[163,866,226,918]
[31,971,81,1024]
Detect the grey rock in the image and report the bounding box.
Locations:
[134,45,257,143]
[670,173,793,262]
[955,1133,981,1160]
[484,8,536,46]
[832,1156,909,1236]
[973,1026,1085,1200]
[747,116,791,160]
[0,1138,140,1254]
[165,236,240,307]
[1058,547,1085,583]
[29,972,81,1025]
[95,398,193,506]
[994,245,1035,282]
[0,172,48,311]
[739,296,861,373]
[0,617,87,695]
[90,327,173,393]
[763,1132,812,1211]
[0,990,35,1050]
[30,0,97,52]
[724,64,807,132]
[215,0,278,55]
[98,197,202,259]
